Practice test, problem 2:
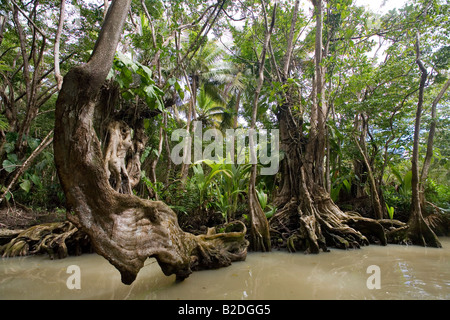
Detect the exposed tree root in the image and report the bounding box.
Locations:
[0,221,91,259]
[0,229,23,245]
[49,0,251,284]
[0,217,248,285]
[270,170,408,253]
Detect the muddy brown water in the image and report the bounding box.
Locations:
[0,238,449,300]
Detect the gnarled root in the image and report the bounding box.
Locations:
[269,183,410,253]
[190,221,248,273]
[0,221,91,259]
[67,197,248,285]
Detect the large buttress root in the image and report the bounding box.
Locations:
[271,100,409,253]
[72,197,248,284]
[53,0,248,285]
[54,66,249,285]
[270,167,392,253]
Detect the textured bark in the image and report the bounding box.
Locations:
[353,135,384,219]
[127,124,148,190]
[103,120,133,194]
[54,0,66,90]
[420,79,450,208]
[53,0,248,285]
[407,34,441,248]
[0,221,90,259]
[247,0,275,252]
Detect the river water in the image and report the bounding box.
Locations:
[0,238,449,300]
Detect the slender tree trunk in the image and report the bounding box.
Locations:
[407,33,441,248]
[163,113,172,185]
[178,32,193,183]
[12,1,47,156]
[54,0,248,285]
[307,0,327,188]
[148,123,164,200]
[282,0,300,80]
[0,15,7,46]
[247,0,275,252]
[419,79,450,206]
[270,0,392,252]
[325,128,331,193]
[103,0,110,18]
[233,91,241,129]
[354,135,383,219]
[54,0,66,91]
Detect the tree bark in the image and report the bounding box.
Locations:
[353,134,384,220]
[407,33,441,248]
[270,0,393,252]
[247,0,275,252]
[307,0,327,188]
[11,0,47,156]
[54,0,248,285]
[0,15,6,46]
[54,0,66,91]
[420,79,450,204]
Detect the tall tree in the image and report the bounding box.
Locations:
[247,0,276,252]
[270,0,391,253]
[420,78,450,203]
[53,0,248,285]
[407,32,441,247]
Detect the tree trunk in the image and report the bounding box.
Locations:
[353,134,384,219]
[307,0,326,188]
[407,33,441,248]
[53,0,248,285]
[420,79,450,207]
[162,113,172,185]
[270,0,391,252]
[246,0,275,252]
[272,103,387,252]
[54,0,66,91]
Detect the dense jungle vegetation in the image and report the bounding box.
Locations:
[0,0,449,276]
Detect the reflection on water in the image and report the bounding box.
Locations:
[0,238,449,300]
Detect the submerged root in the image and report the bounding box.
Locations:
[0,221,91,259]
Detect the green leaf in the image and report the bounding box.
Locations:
[168,78,177,86]
[386,203,395,220]
[7,153,19,163]
[122,90,134,101]
[137,65,153,85]
[342,179,351,193]
[175,81,184,100]
[2,160,16,173]
[27,136,40,150]
[20,179,31,193]
[0,63,13,72]
[30,174,42,187]
[402,171,412,193]
[0,114,9,131]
